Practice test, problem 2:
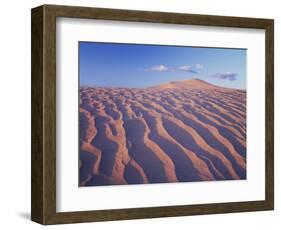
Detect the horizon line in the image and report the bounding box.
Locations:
[80,78,246,90]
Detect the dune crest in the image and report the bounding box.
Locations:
[157,78,226,90]
[79,79,246,186]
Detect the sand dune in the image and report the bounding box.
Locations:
[79,79,246,186]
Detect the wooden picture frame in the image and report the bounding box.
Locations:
[31,4,274,225]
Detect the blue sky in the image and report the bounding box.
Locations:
[79,42,246,89]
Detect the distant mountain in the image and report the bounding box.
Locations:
[156,78,226,90]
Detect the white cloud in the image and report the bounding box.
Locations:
[177,65,197,73]
[150,65,168,72]
[196,64,204,69]
[177,65,191,71]
[148,64,199,73]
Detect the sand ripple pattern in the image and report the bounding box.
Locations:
[79,85,246,186]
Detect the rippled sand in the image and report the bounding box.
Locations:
[79,79,246,186]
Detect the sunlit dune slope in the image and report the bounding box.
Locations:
[79,79,246,186]
[157,78,224,90]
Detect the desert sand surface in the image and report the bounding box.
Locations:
[79,79,246,186]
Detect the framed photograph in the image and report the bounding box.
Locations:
[31,4,274,225]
